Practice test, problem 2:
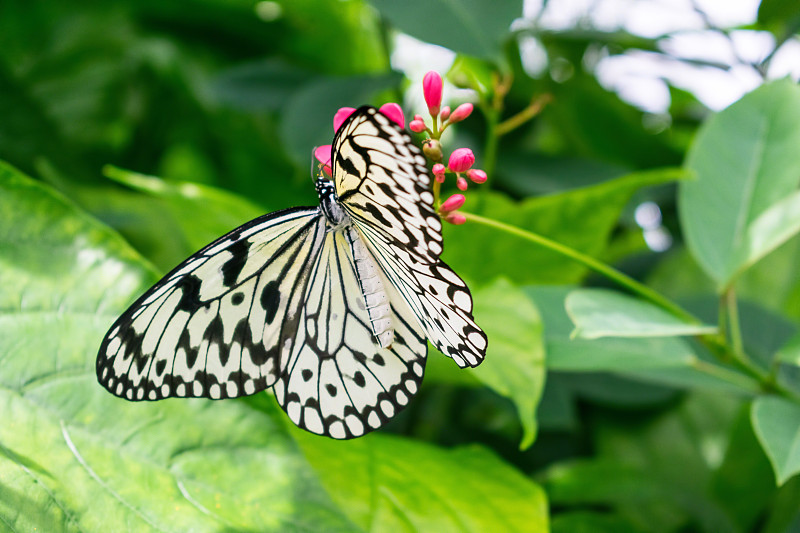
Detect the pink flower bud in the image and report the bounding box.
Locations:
[379,103,405,129]
[445,212,466,225]
[314,145,332,166]
[456,177,468,191]
[448,148,475,173]
[432,163,445,175]
[414,114,424,122]
[409,119,426,133]
[435,173,446,183]
[440,194,465,213]
[466,168,487,183]
[440,106,451,121]
[447,103,473,124]
[334,107,356,132]
[423,71,443,115]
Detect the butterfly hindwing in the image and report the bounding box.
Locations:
[97,207,326,401]
[273,229,426,439]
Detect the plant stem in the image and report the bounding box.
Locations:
[725,287,744,357]
[496,94,552,137]
[691,360,761,394]
[461,211,697,323]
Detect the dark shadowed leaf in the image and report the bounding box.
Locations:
[369,0,522,60]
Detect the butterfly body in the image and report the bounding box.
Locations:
[98,106,487,438]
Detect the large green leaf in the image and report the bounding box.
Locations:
[471,278,545,449]
[0,162,355,531]
[752,396,800,485]
[565,289,716,339]
[528,286,696,372]
[679,80,800,289]
[423,278,546,449]
[369,0,522,60]
[444,168,685,286]
[294,429,549,532]
[0,161,548,530]
[103,165,266,254]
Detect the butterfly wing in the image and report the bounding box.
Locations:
[332,106,488,368]
[273,229,426,439]
[332,106,443,262]
[97,207,326,401]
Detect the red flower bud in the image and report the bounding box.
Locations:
[447,103,473,124]
[314,145,332,166]
[440,194,465,213]
[409,119,426,133]
[440,106,451,121]
[444,212,466,225]
[333,107,356,132]
[423,71,443,115]
[448,148,475,173]
[456,177,468,191]
[466,168,487,183]
[379,103,405,129]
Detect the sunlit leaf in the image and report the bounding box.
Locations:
[679,79,800,289]
[471,278,545,449]
[565,288,716,339]
[293,429,549,532]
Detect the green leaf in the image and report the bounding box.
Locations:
[445,167,685,285]
[528,286,697,372]
[293,430,549,532]
[757,0,800,35]
[368,0,522,60]
[727,189,800,281]
[752,396,800,485]
[0,162,357,531]
[212,59,315,111]
[471,278,545,449]
[565,288,717,339]
[281,73,403,165]
[103,165,266,253]
[776,332,800,366]
[551,511,647,533]
[423,278,546,449]
[679,79,800,289]
[709,405,776,532]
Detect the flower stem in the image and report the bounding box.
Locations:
[725,288,744,358]
[496,94,552,137]
[460,211,698,323]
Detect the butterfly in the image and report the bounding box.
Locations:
[97,106,487,439]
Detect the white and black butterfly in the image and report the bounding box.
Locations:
[97,106,487,439]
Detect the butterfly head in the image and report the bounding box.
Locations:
[316,175,349,229]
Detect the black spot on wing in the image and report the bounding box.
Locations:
[260,280,281,323]
[176,275,202,311]
[221,239,251,287]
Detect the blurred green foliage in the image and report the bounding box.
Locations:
[2,0,800,531]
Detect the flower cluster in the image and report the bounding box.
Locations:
[315,71,485,225]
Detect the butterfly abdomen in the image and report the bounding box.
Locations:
[345,226,393,348]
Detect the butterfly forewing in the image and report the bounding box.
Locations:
[274,230,426,438]
[97,207,326,401]
[332,107,444,263]
[333,107,487,368]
